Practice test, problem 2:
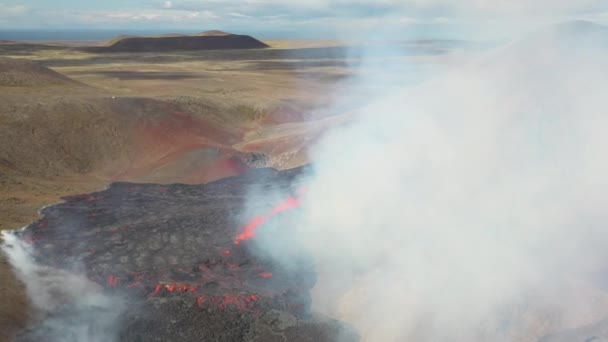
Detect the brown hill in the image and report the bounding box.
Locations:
[0,95,254,184]
[0,57,81,87]
[0,74,263,341]
[94,33,268,53]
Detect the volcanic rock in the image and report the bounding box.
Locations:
[12,166,358,341]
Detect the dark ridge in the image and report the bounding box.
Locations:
[86,33,269,53]
[197,30,232,36]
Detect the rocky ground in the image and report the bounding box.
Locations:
[8,166,358,341]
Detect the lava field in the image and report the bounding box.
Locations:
[11,166,358,341]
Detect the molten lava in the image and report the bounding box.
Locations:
[126,281,141,288]
[234,187,307,245]
[258,272,273,279]
[107,275,121,287]
[196,294,206,307]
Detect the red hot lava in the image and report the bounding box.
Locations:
[234,187,307,245]
[196,294,206,307]
[107,275,121,287]
[258,272,273,279]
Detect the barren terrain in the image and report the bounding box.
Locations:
[0,36,463,341]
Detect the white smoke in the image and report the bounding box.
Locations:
[1,230,125,342]
[247,20,608,341]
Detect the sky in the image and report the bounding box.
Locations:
[0,1,608,39]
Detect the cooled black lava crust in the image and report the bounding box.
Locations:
[15,166,358,342]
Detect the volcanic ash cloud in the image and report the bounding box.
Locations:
[249,21,608,342]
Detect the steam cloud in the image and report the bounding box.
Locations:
[1,230,125,342]
[247,21,608,341]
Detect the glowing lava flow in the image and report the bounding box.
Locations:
[234,187,307,245]
[107,275,121,287]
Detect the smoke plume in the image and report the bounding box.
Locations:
[1,230,125,342]
[246,20,608,341]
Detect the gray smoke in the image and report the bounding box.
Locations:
[246,20,608,341]
[1,230,125,342]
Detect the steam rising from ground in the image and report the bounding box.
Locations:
[248,21,608,341]
[1,231,124,342]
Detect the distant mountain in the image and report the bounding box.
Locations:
[91,31,268,53]
[196,30,232,36]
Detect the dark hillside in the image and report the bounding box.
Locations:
[91,33,269,53]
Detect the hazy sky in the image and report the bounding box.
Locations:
[1,1,607,39]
